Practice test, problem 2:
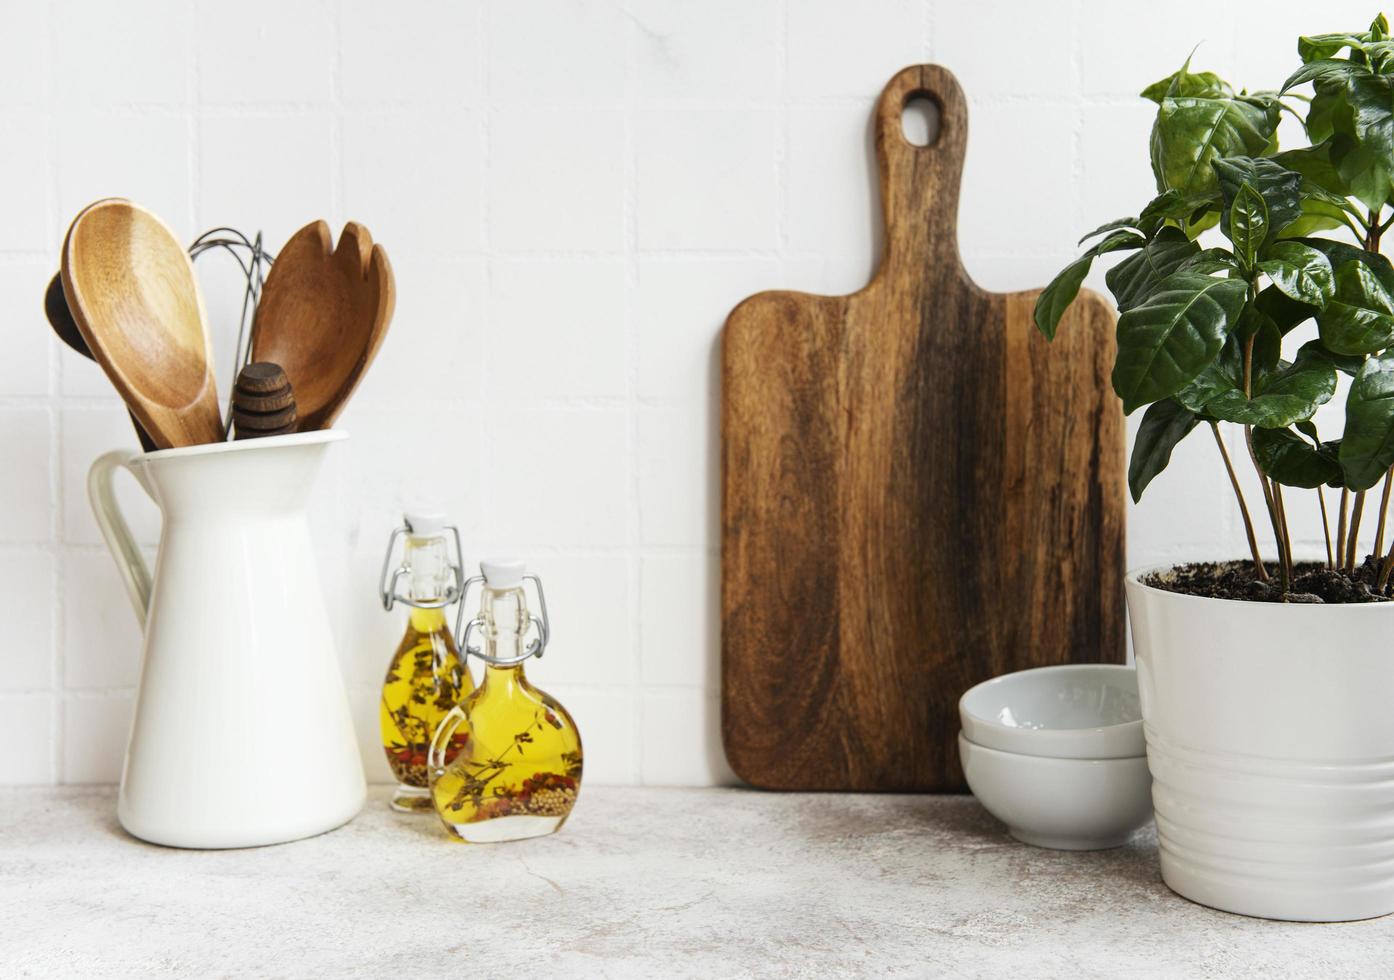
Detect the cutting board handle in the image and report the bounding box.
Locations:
[873,64,970,284]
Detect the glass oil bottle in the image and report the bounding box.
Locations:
[428,560,582,843]
[377,513,473,813]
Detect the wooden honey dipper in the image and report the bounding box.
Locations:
[232,362,298,439]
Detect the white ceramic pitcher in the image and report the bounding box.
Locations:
[88,430,365,848]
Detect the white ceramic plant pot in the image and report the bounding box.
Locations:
[88,431,365,849]
[1127,567,1394,921]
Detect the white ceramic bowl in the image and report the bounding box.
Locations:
[959,663,1144,759]
[959,734,1153,850]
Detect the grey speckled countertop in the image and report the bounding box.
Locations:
[1,787,1391,978]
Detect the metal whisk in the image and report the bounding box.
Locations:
[187,228,274,438]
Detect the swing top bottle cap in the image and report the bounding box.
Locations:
[481,558,526,590]
[403,510,446,536]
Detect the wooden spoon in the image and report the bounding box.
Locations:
[44,273,158,452]
[61,199,223,448]
[250,220,394,431]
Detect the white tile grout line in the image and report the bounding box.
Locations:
[1069,0,1086,233]
[623,1,643,786]
[330,0,346,230]
[188,0,202,234]
[775,0,789,261]
[44,0,63,785]
[480,0,494,551]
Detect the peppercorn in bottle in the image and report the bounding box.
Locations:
[377,513,473,813]
[429,560,582,842]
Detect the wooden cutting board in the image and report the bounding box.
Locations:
[721,65,1126,792]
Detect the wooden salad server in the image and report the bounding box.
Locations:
[250,220,394,431]
[721,65,1126,792]
[61,199,223,449]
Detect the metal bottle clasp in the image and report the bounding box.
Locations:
[378,523,466,611]
[453,574,551,666]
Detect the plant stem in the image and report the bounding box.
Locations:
[1319,486,1334,569]
[1347,490,1367,574]
[1240,328,1288,589]
[1379,538,1394,593]
[1273,482,1294,588]
[1337,487,1350,569]
[1245,426,1285,570]
[1211,423,1266,578]
[1375,468,1394,562]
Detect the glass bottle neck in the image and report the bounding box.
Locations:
[408,606,448,634]
[480,585,529,663]
[404,534,450,603]
[481,662,525,688]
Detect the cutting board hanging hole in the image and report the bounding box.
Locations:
[901,95,940,147]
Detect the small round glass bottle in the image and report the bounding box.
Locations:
[377,513,474,813]
[428,560,582,843]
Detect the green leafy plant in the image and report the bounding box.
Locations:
[1039,14,1394,596]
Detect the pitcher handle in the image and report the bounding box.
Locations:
[87,450,152,628]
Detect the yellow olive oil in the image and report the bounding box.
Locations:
[428,561,581,842]
[380,606,473,811]
[430,663,582,841]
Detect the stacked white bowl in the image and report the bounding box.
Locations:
[958,664,1153,850]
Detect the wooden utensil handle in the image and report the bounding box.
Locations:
[873,65,970,282]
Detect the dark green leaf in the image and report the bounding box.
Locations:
[1174,332,1244,413]
[1238,305,1283,375]
[1177,314,1280,417]
[1205,344,1338,427]
[1224,182,1268,268]
[1365,39,1394,71]
[1277,212,1349,238]
[1033,230,1146,340]
[1257,241,1335,306]
[1034,257,1091,342]
[1272,143,1346,192]
[1305,80,1345,144]
[1323,348,1368,376]
[1141,65,1233,104]
[1077,217,1139,245]
[1136,189,1219,236]
[1184,208,1221,238]
[1345,73,1394,178]
[1112,273,1249,413]
[1179,248,1242,275]
[1271,144,1363,230]
[1128,399,1199,502]
[1331,133,1393,212]
[1317,258,1394,355]
[1254,283,1319,333]
[1341,351,1394,489]
[1281,58,1368,93]
[1149,93,1279,199]
[1298,33,1370,63]
[1300,237,1394,280]
[1104,227,1199,313]
[1213,157,1305,242]
[1253,427,1342,488]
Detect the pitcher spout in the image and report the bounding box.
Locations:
[132,429,348,519]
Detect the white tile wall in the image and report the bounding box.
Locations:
[1,0,1381,786]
